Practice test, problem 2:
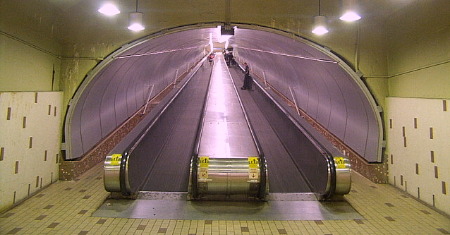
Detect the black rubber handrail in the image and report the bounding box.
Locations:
[189,61,214,199]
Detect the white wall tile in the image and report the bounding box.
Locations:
[386,97,450,215]
[0,92,62,212]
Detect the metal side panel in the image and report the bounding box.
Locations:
[197,55,258,159]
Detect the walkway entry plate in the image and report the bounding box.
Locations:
[93,199,363,220]
[93,193,363,220]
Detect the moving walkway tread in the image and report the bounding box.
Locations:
[130,65,212,192]
[228,67,313,193]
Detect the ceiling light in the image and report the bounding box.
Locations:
[312,16,329,35]
[312,0,328,36]
[340,0,361,22]
[98,3,120,16]
[128,0,145,32]
[340,11,361,22]
[128,12,145,32]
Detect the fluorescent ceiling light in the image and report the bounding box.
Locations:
[98,3,120,16]
[312,15,328,35]
[128,12,145,32]
[340,11,361,22]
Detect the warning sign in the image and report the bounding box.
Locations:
[199,168,209,180]
[334,157,346,169]
[248,157,259,169]
[110,154,122,166]
[249,168,259,180]
[199,156,210,180]
[199,156,209,168]
[248,157,260,180]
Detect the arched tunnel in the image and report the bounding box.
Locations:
[64,24,383,199]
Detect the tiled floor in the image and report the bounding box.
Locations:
[1,163,449,235]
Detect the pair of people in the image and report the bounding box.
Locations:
[241,62,252,90]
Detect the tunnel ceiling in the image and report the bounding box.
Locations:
[66,25,383,163]
[1,0,415,46]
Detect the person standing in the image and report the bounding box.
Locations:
[241,62,252,90]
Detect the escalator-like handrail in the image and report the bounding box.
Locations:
[189,61,214,199]
[118,56,209,195]
[228,63,268,199]
[235,61,336,199]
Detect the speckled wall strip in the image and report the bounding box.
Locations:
[0,147,4,161]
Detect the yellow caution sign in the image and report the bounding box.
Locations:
[198,156,210,180]
[248,157,260,180]
[248,157,259,169]
[334,156,346,169]
[110,154,122,166]
[199,156,209,168]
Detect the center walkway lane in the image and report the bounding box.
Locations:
[198,54,258,159]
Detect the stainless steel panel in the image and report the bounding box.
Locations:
[104,154,122,192]
[334,156,351,195]
[196,157,261,198]
[198,55,258,159]
[193,55,262,199]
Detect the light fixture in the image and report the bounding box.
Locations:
[312,0,328,35]
[98,2,120,16]
[128,0,145,32]
[312,16,329,35]
[340,0,361,22]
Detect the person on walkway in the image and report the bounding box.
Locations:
[241,62,252,90]
[208,54,214,66]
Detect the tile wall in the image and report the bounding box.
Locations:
[0,92,62,212]
[386,97,449,215]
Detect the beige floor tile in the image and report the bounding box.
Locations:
[1,163,449,235]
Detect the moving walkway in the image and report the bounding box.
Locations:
[104,54,350,200]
